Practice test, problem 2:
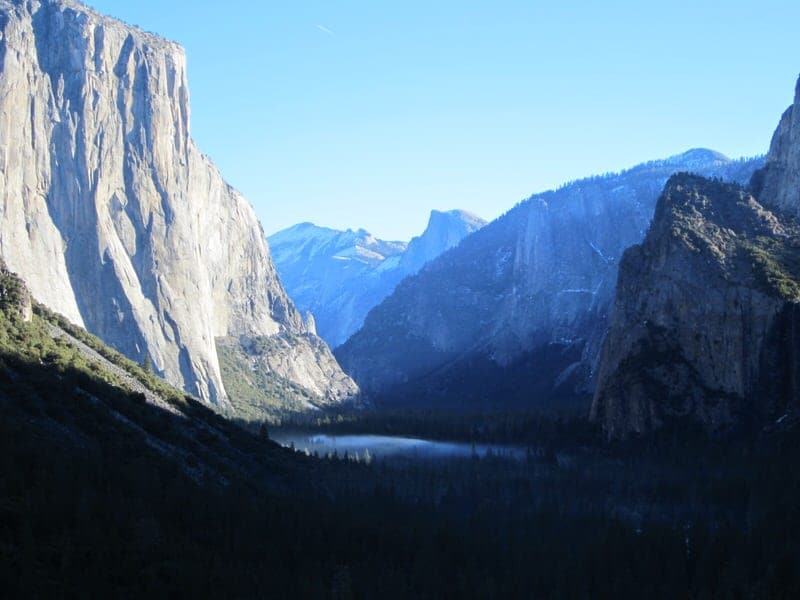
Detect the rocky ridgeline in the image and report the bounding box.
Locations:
[336,150,763,409]
[592,76,800,437]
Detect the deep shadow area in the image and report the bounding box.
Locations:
[1,281,799,597]
[364,341,591,413]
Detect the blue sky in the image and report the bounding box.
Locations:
[90,0,800,241]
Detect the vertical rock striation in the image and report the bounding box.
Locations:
[0,0,357,407]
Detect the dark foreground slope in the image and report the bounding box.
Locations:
[2,263,800,597]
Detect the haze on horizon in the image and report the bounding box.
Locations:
[89,0,800,241]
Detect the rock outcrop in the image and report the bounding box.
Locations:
[269,209,485,348]
[0,0,357,407]
[396,209,487,277]
[591,175,800,436]
[336,150,763,409]
[592,77,800,437]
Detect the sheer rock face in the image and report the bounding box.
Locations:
[336,151,762,409]
[269,209,485,348]
[0,0,357,406]
[397,209,487,277]
[591,175,800,437]
[592,76,800,438]
[756,78,800,216]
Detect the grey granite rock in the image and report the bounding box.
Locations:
[755,77,800,216]
[591,175,800,436]
[0,0,357,407]
[592,76,800,437]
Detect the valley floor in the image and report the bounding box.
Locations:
[0,274,797,598]
[5,392,800,597]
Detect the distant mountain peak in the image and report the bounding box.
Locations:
[427,209,487,230]
[675,147,729,161]
[658,148,731,168]
[268,209,484,347]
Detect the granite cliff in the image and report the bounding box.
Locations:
[593,77,800,436]
[591,175,800,436]
[0,0,357,408]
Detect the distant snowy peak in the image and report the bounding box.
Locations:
[267,223,339,257]
[267,209,486,348]
[268,223,406,268]
[268,209,485,274]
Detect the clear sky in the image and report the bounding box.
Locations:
[89,0,800,241]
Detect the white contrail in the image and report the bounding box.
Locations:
[315,24,334,36]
